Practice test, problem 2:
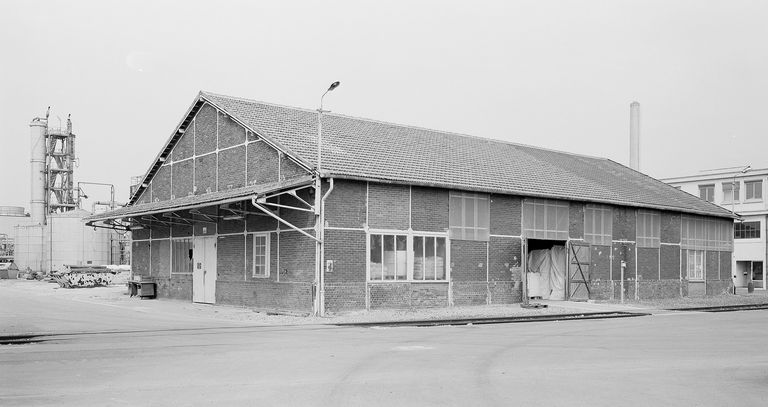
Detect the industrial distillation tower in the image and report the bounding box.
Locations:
[30,108,78,223]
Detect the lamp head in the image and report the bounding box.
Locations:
[328,81,340,92]
[741,165,751,173]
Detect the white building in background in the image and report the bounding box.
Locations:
[662,167,767,290]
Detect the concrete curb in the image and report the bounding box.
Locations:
[335,311,651,328]
[665,303,768,313]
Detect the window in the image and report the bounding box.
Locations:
[369,233,448,281]
[522,199,569,240]
[746,180,762,200]
[698,185,714,202]
[584,205,612,246]
[735,221,761,239]
[449,192,489,241]
[686,250,705,281]
[681,216,733,251]
[636,211,660,248]
[252,234,270,277]
[413,236,447,280]
[723,182,740,203]
[171,239,193,274]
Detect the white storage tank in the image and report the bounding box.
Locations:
[46,209,112,273]
[14,224,45,273]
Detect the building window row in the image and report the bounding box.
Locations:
[734,221,761,239]
[698,180,762,203]
[369,233,447,281]
[636,210,661,248]
[584,205,612,246]
[681,216,733,251]
[449,192,490,241]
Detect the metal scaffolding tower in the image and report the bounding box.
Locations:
[45,115,77,214]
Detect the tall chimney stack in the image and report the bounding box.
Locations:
[629,101,640,171]
[29,116,47,224]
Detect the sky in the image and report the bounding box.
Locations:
[1,0,767,210]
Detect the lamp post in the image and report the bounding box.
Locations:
[731,165,751,219]
[731,165,750,294]
[314,81,340,317]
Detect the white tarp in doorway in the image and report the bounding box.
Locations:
[527,246,566,300]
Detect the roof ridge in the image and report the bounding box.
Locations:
[200,90,609,162]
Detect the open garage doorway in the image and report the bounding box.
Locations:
[525,239,567,300]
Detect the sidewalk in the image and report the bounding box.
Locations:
[2,279,767,337]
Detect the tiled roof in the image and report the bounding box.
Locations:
[201,91,732,218]
[86,176,313,222]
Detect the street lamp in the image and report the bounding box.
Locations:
[315,81,340,317]
[731,165,751,218]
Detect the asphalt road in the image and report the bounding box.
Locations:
[2,307,767,406]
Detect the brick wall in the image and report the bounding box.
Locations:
[152,166,171,202]
[218,217,245,235]
[611,241,635,281]
[612,206,636,241]
[490,194,521,236]
[218,111,246,149]
[280,155,307,180]
[488,236,521,281]
[719,251,732,280]
[246,213,278,232]
[590,245,611,280]
[247,141,279,185]
[411,186,448,232]
[195,104,216,155]
[132,241,150,277]
[450,240,487,281]
[660,245,681,279]
[151,224,170,239]
[324,229,366,283]
[660,212,681,244]
[150,239,170,278]
[217,145,246,190]
[706,251,719,280]
[569,202,585,239]
[216,280,313,313]
[173,121,194,161]
[195,153,217,194]
[324,180,367,229]
[277,230,316,282]
[368,183,410,230]
[172,159,193,199]
[279,192,315,229]
[217,234,245,282]
[636,247,659,280]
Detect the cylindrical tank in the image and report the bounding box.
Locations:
[29,119,47,224]
[14,224,45,273]
[46,209,112,272]
[629,101,640,171]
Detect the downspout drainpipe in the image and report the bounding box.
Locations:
[319,178,335,316]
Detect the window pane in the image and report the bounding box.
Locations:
[383,235,395,280]
[370,234,382,280]
[464,197,475,229]
[413,236,424,280]
[396,235,407,280]
[436,237,446,280]
[449,196,463,237]
[425,237,436,280]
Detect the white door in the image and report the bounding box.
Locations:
[193,236,217,304]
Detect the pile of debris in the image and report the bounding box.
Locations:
[51,265,117,288]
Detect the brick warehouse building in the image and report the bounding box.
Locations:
[87,91,735,315]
